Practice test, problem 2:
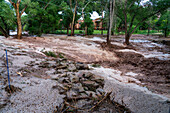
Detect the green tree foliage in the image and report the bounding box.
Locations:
[81,14,94,35]
[156,11,170,37]
[115,0,170,45]
[0,0,15,37]
[59,1,73,35]
[26,0,61,36]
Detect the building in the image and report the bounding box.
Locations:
[75,18,104,30]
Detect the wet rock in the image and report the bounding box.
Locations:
[83,72,93,79]
[91,75,104,86]
[0,99,7,109]
[96,88,105,95]
[66,90,78,98]
[60,73,68,77]
[82,80,99,91]
[63,84,72,89]
[68,64,77,72]
[55,69,68,74]
[76,100,92,108]
[72,83,85,93]
[76,63,89,70]
[85,91,98,98]
[47,61,57,68]
[52,84,68,91]
[51,75,59,80]
[76,71,85,78]
[70,75,79,83]
[58,77,70,83]
[56,65,67,70]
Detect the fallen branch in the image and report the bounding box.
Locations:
[88,92,112,111]
[64,101,78,109]
[17,72,23,77]
[65,95,92,102]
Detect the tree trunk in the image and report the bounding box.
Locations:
[0,26,9,38]
[125,33,130,45]
[164,28,167,37]
[85,25,87,35]
[16,3,22,39]
[67,27,69,35]
[147,26,150,36]
[111,28,114,35]
[107,0,115,45]
[71,0,77,36]
[101,8,103,36]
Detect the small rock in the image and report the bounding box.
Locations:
[70,75,79,83]
[85,91,98,98]
[60,73,67,77]
[68,64,77,72]
[55,69,68,74]
[72,83,85,93]
[76,71,85,78]
[58,77,70,83]
[66,90,78,98]
[52,84,68,91]
[0,99,7,109]
[76,63,89,70]
[51,75,59,80]
[83,72,93,79]
[82,80,99,91]
[76,100,92,108]
[91,75,104,85]
[96,88,105,95]
[56,65,67,70]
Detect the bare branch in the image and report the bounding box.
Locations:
[44,0,51,9]
[8,0,16,8]
[17,0,21,3]
[20,5,27,16]
[130,9,163,35]
[8,0,13,4]
[83,0,91,11]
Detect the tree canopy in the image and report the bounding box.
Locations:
[0,0,169,43]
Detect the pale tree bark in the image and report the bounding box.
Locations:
[9,0,27,39]
[101,8,104,35]
[107,0,115,45]
[70,0,77,36]
[81,0,91,35]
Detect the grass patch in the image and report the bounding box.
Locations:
[53,29,163,36]
[91,63,101,68]
[43,51,57,58]
[58,53,64,58]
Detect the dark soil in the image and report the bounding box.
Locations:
[5,85,22,94]
[96,42,170,95]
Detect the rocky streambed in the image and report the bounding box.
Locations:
[0,41,130,112]
[0,35,170,113]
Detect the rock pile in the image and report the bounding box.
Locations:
[52,71,105,99]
